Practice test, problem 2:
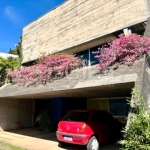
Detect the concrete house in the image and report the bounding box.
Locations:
[0,0,150,130]
[0,52,19,60]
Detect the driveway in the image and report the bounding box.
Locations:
[0,128,120,150]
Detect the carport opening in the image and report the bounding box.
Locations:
[34,98,87,131]
[34,97,131,132]
[87,98,130,124]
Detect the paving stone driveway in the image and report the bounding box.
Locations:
[0,128,120,150]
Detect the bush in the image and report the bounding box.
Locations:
[119,88,150,150]
[10,53,81,85]
[0,57,19,87]
[95,34,150,71]
[35,104,53,132]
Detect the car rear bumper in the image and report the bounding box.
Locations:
[56,131,90,145]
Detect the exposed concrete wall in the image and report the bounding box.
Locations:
[0,58,144,99]
[0,99,33,130]
[142,18,150,105]
[141,53,150,105]
[22,0,150,63]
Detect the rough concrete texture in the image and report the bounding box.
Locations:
[141,53,150,105]
[0,58,144,99]
[0,99,33,130]
[143,18,150,105]
[0,128,120,150]
[144,17,150,37]
[22,0,150,63]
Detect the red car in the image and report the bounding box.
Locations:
[56,110,123,150]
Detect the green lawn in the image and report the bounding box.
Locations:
[0,141,27,150]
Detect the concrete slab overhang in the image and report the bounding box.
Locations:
[0,58,144,99]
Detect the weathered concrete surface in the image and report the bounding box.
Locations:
[22,0,150,63]
[0,58,144,99]
[144,17,150,37]
[0,99,33,130]
[143,18,150,105]
[141,53,150,106]
[0,128,120,150]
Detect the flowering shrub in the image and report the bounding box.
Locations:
[10,53,81,85]
[95,34,150,71]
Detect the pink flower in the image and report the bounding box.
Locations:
[95,34,150,71]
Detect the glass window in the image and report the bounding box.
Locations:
[62,111,89,122]
[76,50,89,66]
[91,111,114,122]
[90,46,100,65]
[109,99,129,116]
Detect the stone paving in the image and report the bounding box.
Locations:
[0,128,120,150]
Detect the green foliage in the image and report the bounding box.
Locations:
[8,36,23,61]
[119,88,150,150]
[0,57,20,87]
[35,104,53,132]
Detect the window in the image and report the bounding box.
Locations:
[90,46,100,65]
[109,99,129,116]
[62,111,89,122]
[76,50,89,66]
[91,111,113,122]
[75,44,109,66]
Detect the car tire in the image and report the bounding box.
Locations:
[58,141,67,147]
[86,136,99,150]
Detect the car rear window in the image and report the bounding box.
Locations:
[62,111,89,122]
[91,111,114,122]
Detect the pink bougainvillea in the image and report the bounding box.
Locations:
[10,53,81,85]
[95,34,150,71]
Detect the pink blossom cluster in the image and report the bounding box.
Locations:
[10,54,81,85]
[95,34,150,71]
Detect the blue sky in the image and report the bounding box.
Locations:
[0,0,65,53]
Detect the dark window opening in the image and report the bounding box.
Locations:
[76,50,89,66]
[90,45,100,65]
[109,99,129,116]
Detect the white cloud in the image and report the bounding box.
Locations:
[4,6,21,23]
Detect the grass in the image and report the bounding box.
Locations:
[0,141,27,150]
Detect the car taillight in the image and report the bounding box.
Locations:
[58,122,60,128]
[80,123,86,132]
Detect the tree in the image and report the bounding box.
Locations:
[8,36,22,60]
[0,57,19,87]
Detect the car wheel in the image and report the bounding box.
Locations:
[58,141,67,147]
[86,136,99,150]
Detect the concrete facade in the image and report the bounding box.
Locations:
[141,53,150,105]
[0,99,33,130]
[0,1,150,131]
[22,0,150,63]
[0,59,143,99]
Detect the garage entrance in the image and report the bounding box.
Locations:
[33,82,133,130]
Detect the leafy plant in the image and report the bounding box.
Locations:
[119,88,150,150]
[35,104,53,132]
[9,36,23,61]
[0,57,20,87]
[94,34,150,71]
